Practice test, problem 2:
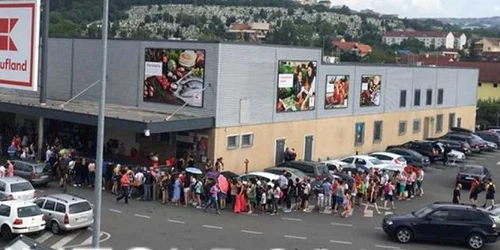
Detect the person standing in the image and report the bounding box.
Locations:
[142,169,154,201]
[204,180,220,214]
[484,178,496,208]
[470,178,481,205]
[383,179,396,210]
[364,180,381,215]
[172,174,181,206]
[116,170,130,204]
[443,145,451,165]
[284,176,294,213]
[301,178,311,212]
[453,183,462,204]
[215,157,224,172]
[246,182,256,214]
[6,160,13,177]
[416,168,424,197]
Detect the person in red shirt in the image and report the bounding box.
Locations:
[469,178,481,205]
[116,170,130,204]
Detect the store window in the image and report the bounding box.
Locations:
[426,89,432,105]
[414,89,421,106]
[437,88,444,105]
[355,122,365,145]
[226,135,239,150]
[399,90,407,108]
[398,121,407,135]
[373,121,383,142]
[436,114,443,133]
[241,133,254,148]
[413,119,421,133]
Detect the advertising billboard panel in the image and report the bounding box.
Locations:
[0,1,40,91]
[325,75,349,109]
[360,75,382,107]
[143,48,205,108]
[276,60,316,112]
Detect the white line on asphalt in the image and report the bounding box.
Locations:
[167,219,186,224]
[51,230,83,249]
[63,231,112,249]
[281,217,302,221]
[329,240,353,245]
[374,226,383,230]
[284,235,307,240]
[331,222,353,227]
[80,231,104,246]
[109,209,122,213]
[203,224,223,230]
[375,244,402,249]
[241,230,263,235]
[35,231,52,243]
[134,214,151,219]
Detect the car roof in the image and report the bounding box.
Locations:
[348,155,378,160]
[0,177,31,184]
[0,199,36,207]
[431,202,489,212]
[11,160,46,166]
[321,160,348,165]
[369,152,403,158]
[241,172,279,180]
[265,167,301,173]
[44,194,88,204]
[287,160,322,166]
[447,134,471,138]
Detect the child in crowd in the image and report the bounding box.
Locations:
[341,193,352,218]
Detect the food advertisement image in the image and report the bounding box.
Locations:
[360,75,382,107]
[143,48,205,107]
[276,60,316,112]
[325,75,349,109]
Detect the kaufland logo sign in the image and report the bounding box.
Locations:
[0,1,40,91]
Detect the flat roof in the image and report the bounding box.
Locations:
[0,90,214,133]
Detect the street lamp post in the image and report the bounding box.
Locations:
[92,0,109,247]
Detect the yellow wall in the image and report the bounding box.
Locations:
[212,106,476,173]
[478,82,500,100]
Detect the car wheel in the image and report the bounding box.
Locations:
[51,221,61,235]
[467,233,485,249]
[395,227,413,244]
[1,225,13,240]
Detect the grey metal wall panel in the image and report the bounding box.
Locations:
[317,65,356,118]
[411,68,437,110]
[352,66,385,115]
[385,67,413,113]
[71,39,102,102]
[436,68,457,108]
[457,69,478,106]
[138,41,218,117]
[216,44,276,127]
[46,39,73,101]
[273,47,322,123]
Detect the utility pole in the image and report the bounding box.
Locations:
[37,0,50,161]
[92,0,109,247]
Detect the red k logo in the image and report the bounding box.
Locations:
[0,18,18,51]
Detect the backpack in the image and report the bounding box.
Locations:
[383,183,390,193]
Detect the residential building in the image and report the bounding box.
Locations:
[474,37,500,53]
[331,38,372,57]
[0,38,478,173]
[382,31,467,50]
[227,22,270,42]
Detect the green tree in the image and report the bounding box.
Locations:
[397,38,426,53]
[477,99,500,127]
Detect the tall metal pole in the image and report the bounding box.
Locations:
[92,0,109,247]
[38,0,50,161]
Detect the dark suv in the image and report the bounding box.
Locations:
[382,202,498,249]
[427,138,472,154]
[456,165,491,188]
[276,161,331,180]
[387,140,442,163]
[443,133,486,153]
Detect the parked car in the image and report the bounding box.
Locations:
[11,160,51,186]
[320,160,351,173]
[387,141,442,162]
[382,202,498,249]
[475,131,500,146]
[455,165,491,188]
[263,167,309,181]
[450,127,474,133]
[434,142,466,162]
[275,161,331,180]
[469,134,496,151]
[339,155,390,172]
[427,137,472,154]
[478,204,500,225]
[379,165,404,176]
[0,200,46,240]
[0,177,36,202]
[443,133,486,152]
[239,172,279,186]
[34,194,93,234]
[385,148,430,168]
[369,152,407,169]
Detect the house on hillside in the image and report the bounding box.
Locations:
[331,38,372,58]
[227,22,270,42]
[382,30,467,50]
[473,38,500,54]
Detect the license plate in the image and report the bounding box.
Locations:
[28,226,38,231]
[77,216,87,222]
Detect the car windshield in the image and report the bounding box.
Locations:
[460,166,483,175]
[69,202,92,214]
[11,182,34,192]
[369,158,384,165]
[17,205,42,218]
[413,206,435,218]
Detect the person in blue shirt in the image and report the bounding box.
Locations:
[321,179,332,212]
[7,143,16,160]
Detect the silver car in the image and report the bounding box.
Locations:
[12,160,52,186]
[34,194,93,234]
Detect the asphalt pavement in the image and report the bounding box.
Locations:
[2,150,500,250]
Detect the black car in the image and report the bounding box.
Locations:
[443,133,487,152]
[387,140,442,163]
[276,161,331,180]
[456,165,491,188]
[475,131,500,146]
[382,202,498,249]
[427,138,472,154]
[385,148,430,168]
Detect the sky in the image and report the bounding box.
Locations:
[332,0,500,18]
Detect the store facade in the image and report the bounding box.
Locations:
[0,38,478,172]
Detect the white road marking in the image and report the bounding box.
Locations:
[108,209,122,213]
[331,222,353,227]
[203,224,223,230]
[385,211,393,215]
[284,235,307,240]
[281,217,302,221]
[51,230,84,249]
[63,231,111,249]
[35,231,53,243]
[497,161,500,165]
[330,240,353,245]
[241,230,263,235]
[364,210,374,218]
[134,214,151,219]
[167,219,186,224]
[80,231,104,246]
[374,226,383,230]
[375,244,402,249]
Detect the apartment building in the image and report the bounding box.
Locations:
[383,31,467,50]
